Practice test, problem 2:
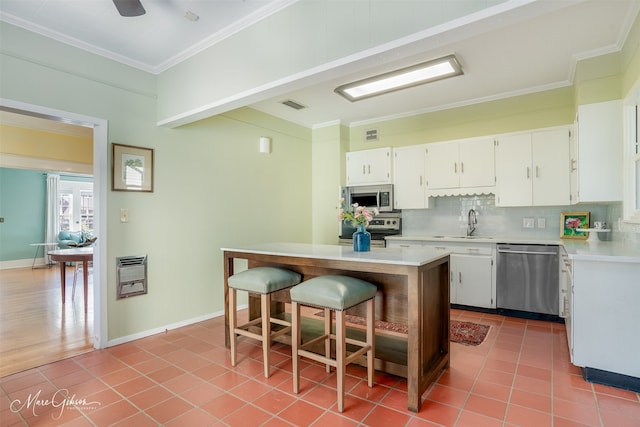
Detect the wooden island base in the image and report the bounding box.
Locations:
[222,243,450,412]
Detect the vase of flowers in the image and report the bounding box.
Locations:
[337,198,379,252]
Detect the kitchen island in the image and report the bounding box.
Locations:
[222,242,450,412]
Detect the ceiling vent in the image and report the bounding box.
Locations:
[280,99,307,110]
[364,128,379,142]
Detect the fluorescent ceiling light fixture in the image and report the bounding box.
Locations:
[335,55,463,102]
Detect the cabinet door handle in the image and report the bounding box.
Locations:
[460,162,464,173]
[368,164,371,174]
[536,166,540,178]
[526,167,531,179]
[571,159,577,172]
[459,272,462,285]
[454,162,457,174]
[419,176,423,186]
[362,165,366,175]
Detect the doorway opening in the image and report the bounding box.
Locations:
[0,98,108,375]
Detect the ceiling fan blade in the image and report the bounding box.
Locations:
[113,0,146,17]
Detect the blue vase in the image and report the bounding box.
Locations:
[353,224,371,252]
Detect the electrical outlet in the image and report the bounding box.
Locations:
[120,208,129,223]
[523,217,535,229]
[537,218,546,229]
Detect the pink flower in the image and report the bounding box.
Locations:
[566,217,582,229]
[337,198,378,228]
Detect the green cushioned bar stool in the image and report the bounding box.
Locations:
[290,275,377,412]
[228,266,302,378]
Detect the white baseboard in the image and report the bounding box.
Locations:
[0,258,48,270]
[106,304,247,348]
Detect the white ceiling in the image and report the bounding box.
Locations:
[1,0,639,129]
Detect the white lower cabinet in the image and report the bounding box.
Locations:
[387,240,495,309]
[450,253,494,308]
[568,258,640,378]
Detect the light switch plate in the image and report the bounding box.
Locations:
[120,208,129,223]
[523,217,535,228]
[537,218,546,229]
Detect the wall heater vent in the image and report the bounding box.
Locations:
[116,255,147,299]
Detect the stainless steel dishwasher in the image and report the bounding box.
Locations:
[497,244,559,317]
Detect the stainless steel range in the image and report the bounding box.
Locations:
[338,212,402,248]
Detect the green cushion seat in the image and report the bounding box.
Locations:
[228,267,301,294]
[290,275,377,311]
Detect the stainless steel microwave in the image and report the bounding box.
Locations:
[341,184,394,212]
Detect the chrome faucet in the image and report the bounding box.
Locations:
[467,208,477,237]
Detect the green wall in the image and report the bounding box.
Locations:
[0,168,45,260]
[348,87,576,152]
[1,22,312,341]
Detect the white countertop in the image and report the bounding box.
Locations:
[386,234,562,245]
[221,242,449,267]
[562,240,640,263]
[387,234,640,263]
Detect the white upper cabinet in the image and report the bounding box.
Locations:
[346,147,392,186]
[495,127,571,207]
[425,141,459,189]
[571,100,623,203]
[393,145,428,209]
[495,133,532,206]
[459,138,496,188]
[425,137,495,194]
[532,129,571,206]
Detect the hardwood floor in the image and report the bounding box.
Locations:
[0,264,93,377]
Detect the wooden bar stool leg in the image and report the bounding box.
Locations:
[336,309,346,413]
[229,288,238,367]
[366,298,375,387]
[324,307,331,373]
[292,301,301,394]
[261,294,271,378]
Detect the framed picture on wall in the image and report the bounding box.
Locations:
[560,211,590,239]
[112,143,154,192]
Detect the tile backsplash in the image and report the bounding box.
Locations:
[401,195,623,241]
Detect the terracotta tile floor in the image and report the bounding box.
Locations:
[1,309,639,426]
